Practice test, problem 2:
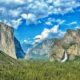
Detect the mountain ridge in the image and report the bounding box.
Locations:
[26,29,80,62]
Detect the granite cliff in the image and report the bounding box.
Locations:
[0,23,25,59]
[50,29,80,62]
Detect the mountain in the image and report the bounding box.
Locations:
[0,23,25,59]
[25,39,54,60]
[26,29,80,62]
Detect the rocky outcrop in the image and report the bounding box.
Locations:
[0,23,25,59]
[27,29,80,62]
[0,23,16,59]
[50,29,80,62]
[50,45,65,61]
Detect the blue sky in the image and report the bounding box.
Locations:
[0,0,80,44]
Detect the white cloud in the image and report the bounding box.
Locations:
[67,21,78,26]
[0,19,21,29]
[53,0,61,6]
[14,0,24,4]
[45,18,65,26]
[11,18,22,29]
[56,19,65,25]
[34,25,61,43]
[47,18,55,22]
[69,21,77,25]
[45,21,52,26]
[51,25,59,33]
[23,39,32,44]
[0,0,80,27]
[9,9,21,18]
[58,30,66,37]
[0,7,6,14]
[2,19,12,26]
[46,0,53,4]
[21,13,27,19]
[23,40,29,44]
[0,0,25,4]
[34,24,66,43]
[21,13,37,24]
[75,26,80,29]
[34,28,50,43]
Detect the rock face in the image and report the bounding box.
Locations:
[0,23,16,59]
[27,29,80,62]
[14,37,25,58]
[26,39,54,60]
[50,29,80,61]
[0,23,25,59]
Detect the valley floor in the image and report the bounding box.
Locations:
[0,60,80,80]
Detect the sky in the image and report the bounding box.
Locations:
[0,0,80,44]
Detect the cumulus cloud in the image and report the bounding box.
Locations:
[69,21,77,25]
[0,0,80,27]
[56,19,65,25]
[21,13,37,24]
[34,25,65,43]
[1,19,12,26]
[66,21,78,27]
[45,18,65,26]
[9,9,22,18]
[51,25,59,33]
[23,38,33,44]
[45,21,53,26]
[0,0,25,4]
[34,28,50,43]
[0,0,80,28]
[11,18,22,29]
[75,26,80,29]
[0,7,6,14]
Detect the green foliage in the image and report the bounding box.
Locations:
[0,51,80,80]
[53,38,61,44]
[74,56,80,61]
[62,41,76,50]
[62,43,70,50]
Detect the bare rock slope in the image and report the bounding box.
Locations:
[0,23,25,59]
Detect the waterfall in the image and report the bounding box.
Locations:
[61,51,68,63]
